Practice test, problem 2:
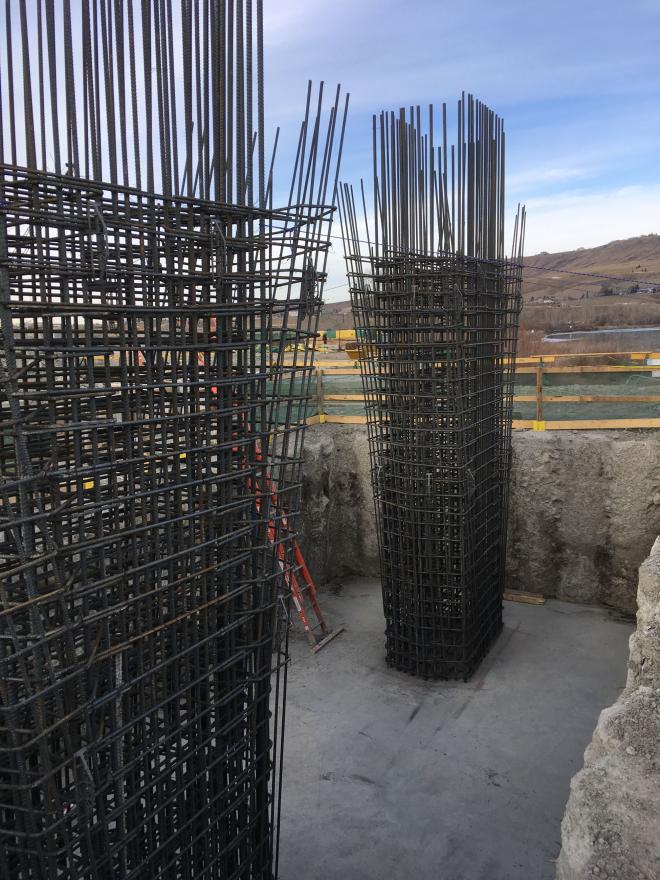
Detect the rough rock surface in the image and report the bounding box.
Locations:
[555,537,660,880]
[298,425,660,613]
[298,425,378,586]
[628,540,660,688]
[507,431,660,612]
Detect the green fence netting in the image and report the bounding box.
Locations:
[315,370,660,422]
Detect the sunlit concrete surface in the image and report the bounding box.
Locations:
[278,578,632,880]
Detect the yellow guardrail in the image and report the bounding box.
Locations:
[309,353,660,431]
[324,335,660,364]
[314,348,660,366]
[89,347,660,431]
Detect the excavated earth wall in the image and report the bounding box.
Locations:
[298,424,660,614]
[555,537,660,879]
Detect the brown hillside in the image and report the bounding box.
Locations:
[522,234,660,303]
[319,235,660,334]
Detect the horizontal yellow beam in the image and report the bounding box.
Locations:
[533,418,660,430]
[285,360,352,367]
[516,364,658,374]
[507,350,659,363]
[516,394,660,404]
[317,364,660,376]
[503,589,546,604]
[320,415,660,430]
[93,350,660,367]
[315,347,660,363]
[325,393,660,405]
[324,414,368,424]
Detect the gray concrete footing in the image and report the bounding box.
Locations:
[278,580,632,880]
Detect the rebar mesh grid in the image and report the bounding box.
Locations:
[0,2,347,878]
[339,98,525,681]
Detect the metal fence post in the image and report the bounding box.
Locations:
[534,361,546,430]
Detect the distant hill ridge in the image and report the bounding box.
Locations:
[319,234,660,329]
[522,234,660,303]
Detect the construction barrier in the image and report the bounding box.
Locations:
[303,351,660,430]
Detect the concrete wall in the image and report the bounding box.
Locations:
[555,537,660,880]
[299,424,660,613]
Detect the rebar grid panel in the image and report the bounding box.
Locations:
[339,98,524,681]
[0,2,348,878]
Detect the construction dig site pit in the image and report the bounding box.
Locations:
[280,579,630,880]
[276,424,660,880]
[2,5,659,879]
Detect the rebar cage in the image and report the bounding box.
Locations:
[0,171,315,878]
[350,253,523,679]
[0,2,347,877]
[340,97,525,681]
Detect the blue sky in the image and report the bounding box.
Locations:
[3,2,659,301]
[263,0,660,299]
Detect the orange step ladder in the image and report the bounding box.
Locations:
[184,339,342,652]
[253,449,344,653]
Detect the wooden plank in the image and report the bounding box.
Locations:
[316,341,660,362]
[320,364,659,376]
[503,590,546,605]
[514,394,660,404]
[535,365,543,421]
[316,392,660,405]
[314,351,660,362]
[318,415,660,429]
[541,418,660,429]
[316,369,325,420]
[542,394,660,404]
[324,414,368,424]
[516,364,658,374]
[312,361,357,367]
[515,350,659,362]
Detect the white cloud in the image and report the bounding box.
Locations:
[322,184,660,301]
[261,0,660,296]
[262,0,319,47]
[507,165,595,190]
[512,184,660,255]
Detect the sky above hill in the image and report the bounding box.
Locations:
[3,2,659,301]
[263,0,660,298]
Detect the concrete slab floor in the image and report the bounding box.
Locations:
[278,578,633,880]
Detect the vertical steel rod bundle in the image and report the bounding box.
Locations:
[0,2,347,878]
[339,96,524,681]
